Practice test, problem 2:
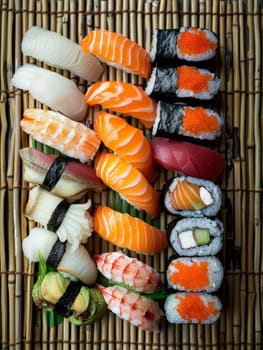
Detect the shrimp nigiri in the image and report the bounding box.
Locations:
[97,285,163,331]
[85,81,157,128]
[93,206,167,254]
[80,29,152,79]
[11,64,87,121]
[22,26,103,82]
[21,109,101,162]
[94,111,154,180]
[94,153,160,218]
[94,252,163,293]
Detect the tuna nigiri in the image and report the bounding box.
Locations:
[93,206,167,254]
[22,26,103,82]
[94,152,160,218]
[151,137,226,181]
[85,81,157,128]
[94,252,162,293]
[94,111,154,180]
[19,147,104,198]
[80,29,152,79]
[97,285,163,331]
[11,64,87,121]
[21,109,101,163]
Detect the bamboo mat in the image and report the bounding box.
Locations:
[0,0,262,349]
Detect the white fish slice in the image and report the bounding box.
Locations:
[22,26,103,82]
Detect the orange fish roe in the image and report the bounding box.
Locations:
[168,260,209,290]
[170,180,205,210]
[182,107,220,136]
[176,66,211,93]
[177,28,217,56]
[176,294,219,323]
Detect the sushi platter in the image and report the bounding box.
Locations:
[1,0,262,349]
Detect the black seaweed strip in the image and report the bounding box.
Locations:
[41,156,71,191]
[47,200,71,232]
[46,239,67,268]
[54,282,82,318]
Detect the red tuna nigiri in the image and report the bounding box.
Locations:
[151,137,225,181]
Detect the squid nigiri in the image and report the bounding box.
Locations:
[22,26,103,82]
[25,186,94,251]
[94,111,154,180]
[80,29,152,78]
[11,64,87,121]
[97,285,163,331]
[21,109,101,163]
[151,137,226,181]
[85,81,157,128]
[93,206,167,254]
[94,252,162,293]
[23,227,98,285]
[19,147,104,198]
[94,152,160,218]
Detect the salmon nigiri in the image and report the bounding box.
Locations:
[80,29,152,79]
[94,111,154,180]
[21,109,101,162]
[85,81,157,128]
[95,152,160,218]
[93,206,167,254]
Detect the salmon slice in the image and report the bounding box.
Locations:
[80,29,152,79]
[85,81,157,128]
[94,111,154,180]
[93,206,167,254]
[170,179,205,210]
[95,152,160,218]
[21,109,101,162]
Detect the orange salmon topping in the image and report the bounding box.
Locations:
[177,28,217,56]
[182,107,220,136]
[177,66,211,93]
[170,180,205,210]
[168,260,209,290]
[176,294,219,323]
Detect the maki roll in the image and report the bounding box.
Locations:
[164,293,222,324]
[166,257,224,292]
[145,66,221,102]
[150,27,218,65]
[161,175,222,217]
[168,217,223,256]
[152,102,223,140]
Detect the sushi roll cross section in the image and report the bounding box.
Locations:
[168,217,223,256]
[167,257,223,293]
[161,175,222,217]
[164,292,222,324]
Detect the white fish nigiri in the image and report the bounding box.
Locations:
[23,227,98,285]
[22,26,104,82]
[11,64,87,121]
